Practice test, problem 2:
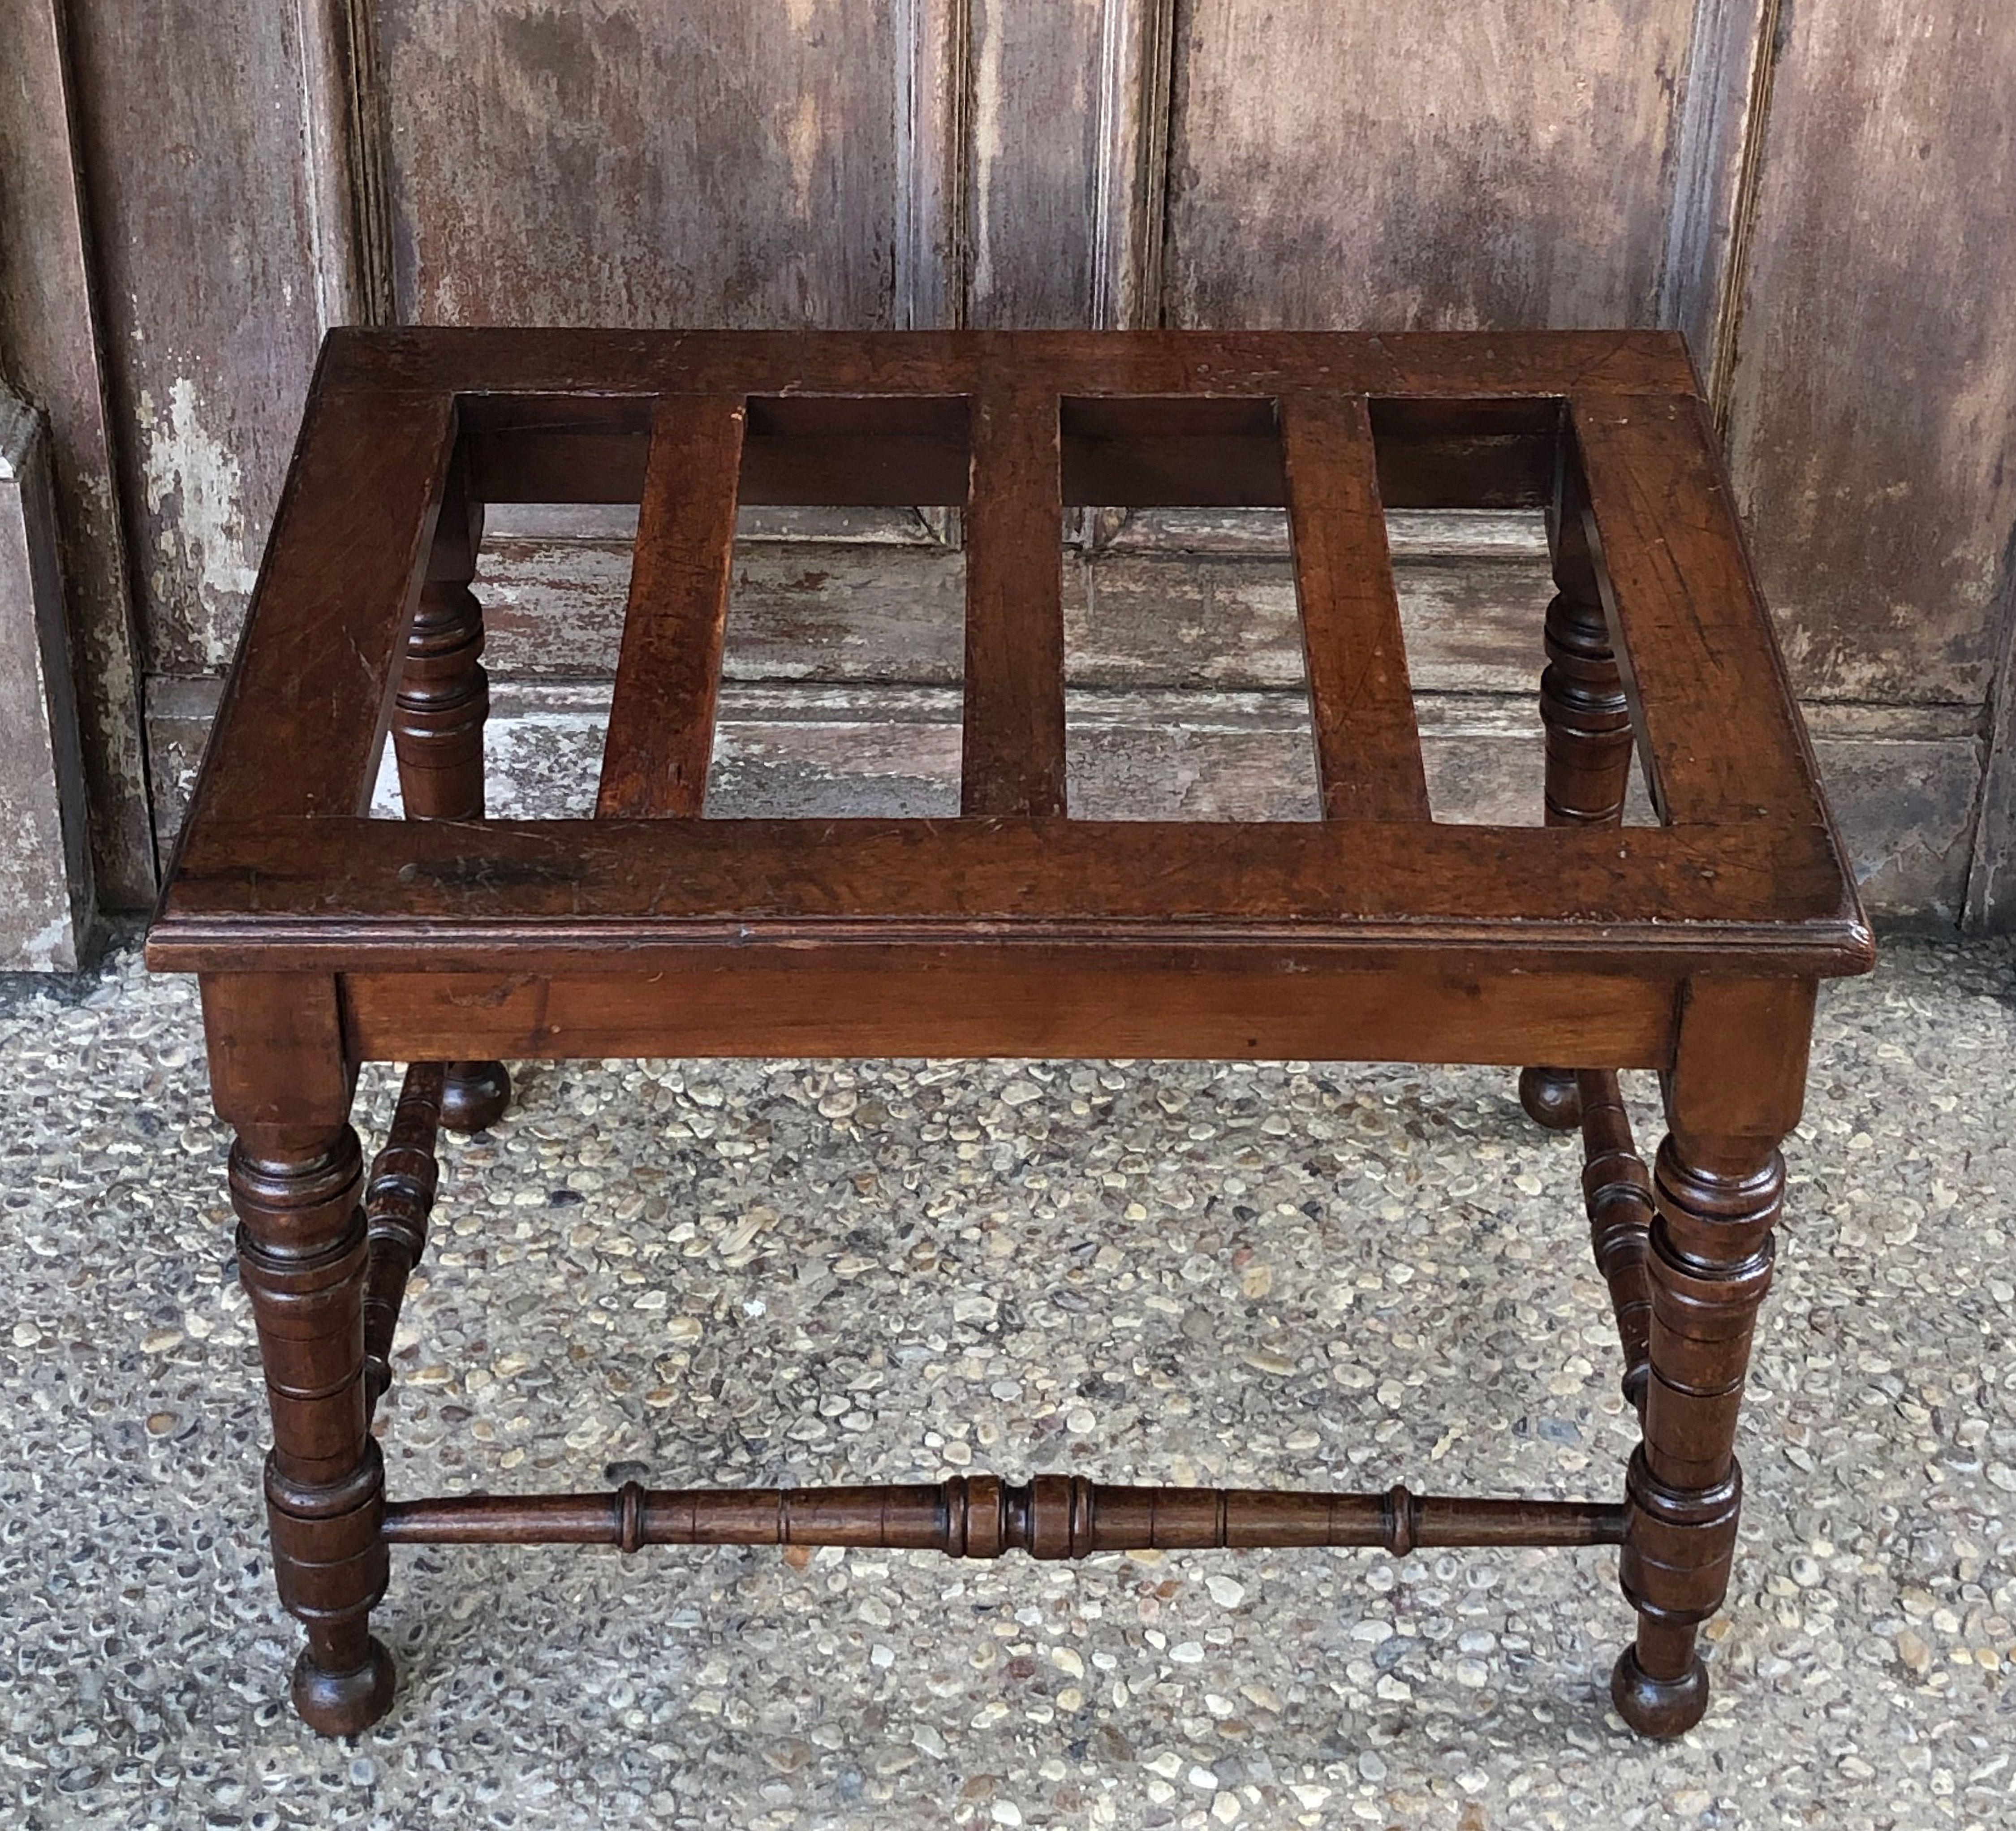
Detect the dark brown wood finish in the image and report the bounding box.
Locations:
[182,378,454,830]
[595,395,746,818]
[333,948,1680,1068]
[155,816,1865,961]
[1572,392,1826,831]
[386,454,509,1139]
[1613,974,1812,1733]
[1521,445,1643,1133]
[392,457,489,822]
[962,386,1065,817]
[381,1479,1624,1555]
[330,326,1702,402]
[1280,392,1431,821]
[200,971,392,1737]
[388,456,511,1137]
[360,1061,443,1421]
[152,328,1870,1742]
[1576,1068,1655,1413]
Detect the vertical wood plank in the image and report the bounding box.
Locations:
[596,396,747,818]
[0,0,156,902]
[1962,582,2016,930]
[1718,0,2016,920]
[295,0,397,330]
[963,388,1065,815]
[1656,0,1779,403]
[1280,394,1430,821]
[1163,1,1698,330]
[1090,0,1176,329]
[0,392,94,967]
[966,0,1175,328]
[1723,0,2016,711]
[896,0,969,330]
[375,1,900,329]
[65,0,330,679]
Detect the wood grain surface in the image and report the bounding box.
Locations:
[1162,0,1698,331]
[596,398,747,818]
[1280,395,1429,819]
[374,0,899,330]
[0,0,154,900]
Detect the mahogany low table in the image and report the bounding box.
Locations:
[148,327,1872,1739]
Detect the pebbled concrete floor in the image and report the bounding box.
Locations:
[1,935,2012,1830]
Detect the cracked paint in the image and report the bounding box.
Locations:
[138,378,258,669]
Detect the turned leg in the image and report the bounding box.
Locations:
[235,1128,395,1732]
[203,974,394,1734]
[1521,468,1637,1132]
[392,465,509,1133]
[1576,1068,1653,1414]
[1611,977,1811,1736]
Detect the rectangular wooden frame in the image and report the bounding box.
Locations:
[151,328,1870,1067]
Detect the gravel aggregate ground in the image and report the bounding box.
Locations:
[1,935,2012,1829]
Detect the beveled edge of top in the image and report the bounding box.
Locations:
[146,813,1878,980]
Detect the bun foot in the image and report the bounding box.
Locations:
[439,1060,511,1133]
[293,1636,397,1736]
[1610,1644,1708,1738]
[1518,1065,1583,1131]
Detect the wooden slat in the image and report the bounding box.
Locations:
[181,381,456,828]
[152,816,1870,968]
[594,395,745,817]
[962,387,1065,816]
[324,326,1701,406]
[1281,394,1431,820]
[1571,394,1826,830]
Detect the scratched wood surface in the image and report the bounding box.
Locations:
[1162,0,1700,331]
[63,0,328,681]
[373,0,900,329]
[1723,0,2016,714]
[0,0,154,902]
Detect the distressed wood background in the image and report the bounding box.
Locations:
[3,0,2012,926]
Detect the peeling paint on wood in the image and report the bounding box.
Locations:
[0,391,94,968]
[65,0,328,678]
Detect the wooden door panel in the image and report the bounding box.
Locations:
[1163,0,1699,331]
[376,0,901,328]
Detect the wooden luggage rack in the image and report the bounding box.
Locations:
[148,328,1872,1739]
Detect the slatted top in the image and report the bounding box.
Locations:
[150,328,1870,976]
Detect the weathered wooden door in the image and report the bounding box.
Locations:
[3,0,2012,935]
